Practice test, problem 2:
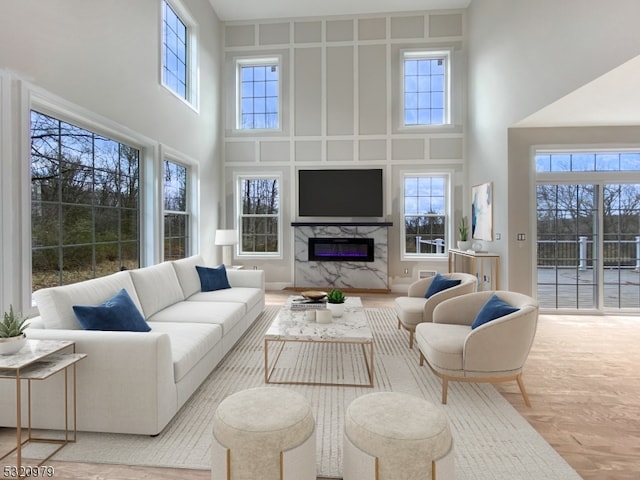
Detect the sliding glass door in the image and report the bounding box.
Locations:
[535,151,640,312]
[537,184,598,309]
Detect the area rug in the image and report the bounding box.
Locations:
[26,306,582,479]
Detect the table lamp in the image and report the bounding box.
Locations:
[215,229,239,267]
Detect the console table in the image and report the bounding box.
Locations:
[448,248,501,291]
[0,340,86,471]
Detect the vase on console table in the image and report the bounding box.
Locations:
[457,241,471,250]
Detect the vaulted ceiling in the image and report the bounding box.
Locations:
[208,0,471,21]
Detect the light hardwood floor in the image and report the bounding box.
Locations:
[1,291,638,480]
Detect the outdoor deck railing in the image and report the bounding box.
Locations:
[537,236,640,270]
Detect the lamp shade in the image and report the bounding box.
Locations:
[215,229,239,246]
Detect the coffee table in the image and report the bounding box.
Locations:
[264,296,374,387]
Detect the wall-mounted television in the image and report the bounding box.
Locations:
[298,168,383,217]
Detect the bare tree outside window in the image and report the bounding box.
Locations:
[239,177,279,254]
[30,111,140,289]
[163,160,189,261]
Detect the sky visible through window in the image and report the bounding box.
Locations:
[404,57,445,126]
[240,64,279,129]
[163,1,188,100]
[536,152,640,172]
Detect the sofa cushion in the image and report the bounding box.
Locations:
[33,271,142,330]
[148,300,245,336]
[196,265,231,292]
[424,273,461,299]
[471,294,520,329]
[171,255,205,298]
[393,296,427,328]
[415,322,469,372]
[129,262,185,318]
[148,322,223,382]
[73,288,150,332]
[187,287,263,312]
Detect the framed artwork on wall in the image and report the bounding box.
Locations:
[471,182,493,240]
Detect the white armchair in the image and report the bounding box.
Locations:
[415,290,539,406]
[394,273,478,348]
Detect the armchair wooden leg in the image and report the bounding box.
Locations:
[516,373,531,407]
[441,378,449,405]
[408,330,414,349]
[419,351,425,366]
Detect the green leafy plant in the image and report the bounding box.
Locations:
[327,289,346,304]
[1,305,28,338]
[458,217,469,241]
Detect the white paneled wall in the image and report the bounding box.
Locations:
[222,11,467,286]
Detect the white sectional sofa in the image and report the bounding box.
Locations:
[0,255,265,435]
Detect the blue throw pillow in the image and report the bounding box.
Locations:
[73,288,150,332]
[196,264,231,292]
[424,273,462,299]
[472,294,520,329]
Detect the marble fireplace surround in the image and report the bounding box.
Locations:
[292,222,392,291]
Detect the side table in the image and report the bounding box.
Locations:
[0,339,86,472]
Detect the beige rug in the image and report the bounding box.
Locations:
[25,306,582,479]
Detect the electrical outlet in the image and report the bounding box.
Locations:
[252,265,258,270]
[403,268,409,275]
[517,233,526,241]
[495,233,501,240]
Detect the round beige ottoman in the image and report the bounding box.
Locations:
[211,387,316,480]
[343,392,454,480]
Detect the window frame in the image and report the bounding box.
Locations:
[235,173,282,259]
[161,0,199,110]
[162,158,190,261]
[401,49,452,129]
[234,57,282,132]
[400,171,452,261]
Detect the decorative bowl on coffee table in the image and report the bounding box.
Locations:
[301,291,327,301]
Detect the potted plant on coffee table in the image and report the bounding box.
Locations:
[326,289,346,318]
[0,305,29,355]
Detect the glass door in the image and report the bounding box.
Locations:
[537,184,598,309]
[537,182,640,311]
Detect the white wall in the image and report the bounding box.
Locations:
[221,11,467,288]
[0,0,223,311]
[467,0,640,293]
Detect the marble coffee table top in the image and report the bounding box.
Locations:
[0,339,74,369]
[265,296,372,343]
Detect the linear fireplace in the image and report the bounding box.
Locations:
[308,237,375,262]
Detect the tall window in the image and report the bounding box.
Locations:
[30,111,140,289]
[402,174,448,257]
[237,58,279,130]
[163,160,189,261]
[162,0,197,106]
[403,51,450,126]
[238,176,280,256]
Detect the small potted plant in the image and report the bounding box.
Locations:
[457,217,471,250]
[326,289,346,318]
[0,305,29,355]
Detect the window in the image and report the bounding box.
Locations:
[536,151,640,172]
[162,0,197,106]
[163,160,189,261]
[402,174,448,257]
[30,111,140,290]
[237,58,279,130]
[403,51,450,126]
[237,176,280,256]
